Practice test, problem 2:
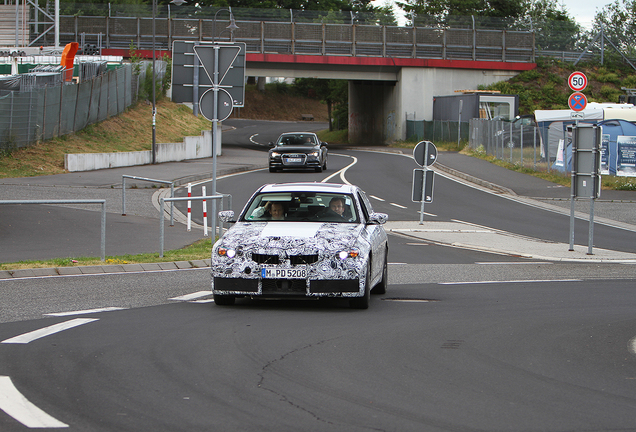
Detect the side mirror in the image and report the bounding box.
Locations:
[218,210,235,223]
[268,142,275,148]
[367,212,388,225]
[321,141,328,147]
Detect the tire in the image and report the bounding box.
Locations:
[350,265,370,309]
[323,160,327,171]
[371,247,388,295]
[214,294,235,306]
[315,165,323,173]
[269,167,276,173]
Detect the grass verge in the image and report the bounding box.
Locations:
[0,238,214,271]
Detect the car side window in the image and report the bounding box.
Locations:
[357,191,373,221]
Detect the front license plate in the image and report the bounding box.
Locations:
[284,157,302,163]
[261,267,307,279]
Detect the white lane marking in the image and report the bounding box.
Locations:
[440,279,581,285]
[417,211,437,217]
[475,262,553,265]
[44,307,126,317]
[0,266,208,282]
[1,318,98,344]
[0,376,68,428]
[629,337,636,356]
[169,291,214,301]
[406,243,429,246]
[390,203,407,209]
[321,153,357,184]
[370,195,385,201]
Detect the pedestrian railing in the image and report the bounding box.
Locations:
[122,175,175,225]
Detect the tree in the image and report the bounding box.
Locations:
[294,78,348,131]
[592,0,636,56]
[525,0,582,50]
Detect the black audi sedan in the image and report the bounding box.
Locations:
[268,132,328,173]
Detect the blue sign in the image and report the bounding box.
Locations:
[568,92,587,111]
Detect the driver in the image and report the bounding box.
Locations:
[328,197,346,216]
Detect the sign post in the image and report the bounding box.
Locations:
[412,141,437,224]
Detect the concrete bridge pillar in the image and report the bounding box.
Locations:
[348,67,520,145]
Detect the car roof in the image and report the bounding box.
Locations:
[259,182,357,194]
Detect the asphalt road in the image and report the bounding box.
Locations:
[1,120,635,430]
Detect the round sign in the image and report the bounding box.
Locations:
[568,92,588,112]
[199,88,233,122]
[413,141,437,167]
[568,71,587,92]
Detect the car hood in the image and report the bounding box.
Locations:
[219,222,364,255]
[272,145,320,153]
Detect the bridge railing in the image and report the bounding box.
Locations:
[58,16,535,63]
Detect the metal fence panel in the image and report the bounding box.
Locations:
[60,83,78,135]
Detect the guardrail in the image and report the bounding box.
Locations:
[122,175,174,225]
[0,199,106,261]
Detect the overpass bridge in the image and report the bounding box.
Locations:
[58,15,538,143]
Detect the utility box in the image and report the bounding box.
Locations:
[433,92,519,121]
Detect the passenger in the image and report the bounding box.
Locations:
[250,201,286,220]
[268,202,285,220]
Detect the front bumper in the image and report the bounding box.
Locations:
[213,276,361,297]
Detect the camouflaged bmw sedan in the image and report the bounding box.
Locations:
[212,182,388,309]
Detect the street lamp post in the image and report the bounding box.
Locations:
[152,0,187,165]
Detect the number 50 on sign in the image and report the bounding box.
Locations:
[568,71,587,92]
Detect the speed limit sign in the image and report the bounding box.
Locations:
[568,71,587,92]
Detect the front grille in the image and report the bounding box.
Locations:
[214,277,258,293]
[289,254,319,265]
[262,279,307,295]
[251,253,280,265]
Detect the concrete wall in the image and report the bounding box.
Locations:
[394,68,519,142]
[65,127,221,172]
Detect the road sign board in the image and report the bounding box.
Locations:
[568,92,588,112]
[193,44,240,87]
[412,169,434,203]
[568,71,588,92]
[199,87,233,122]
[413,141,438,167]
[172,41,246,108]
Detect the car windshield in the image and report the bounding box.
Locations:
[277,134,315,146]
[241,192,358,223]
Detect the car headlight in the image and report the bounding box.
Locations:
[309,151,319,157]
[270,152,281,158]
[337,249,359,260]
[217,247,236,258]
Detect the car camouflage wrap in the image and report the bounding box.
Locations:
[212,221,370,295]
[210,182,389,308]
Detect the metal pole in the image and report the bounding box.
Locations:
[588,197,595,255]
[419,145,429,225]
[211,44,220,238]
[160,198,165,257]
[569,123,577,251]
[122,177,126,215]
[152,0,157,164]
[101,202,106,261]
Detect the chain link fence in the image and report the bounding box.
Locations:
[468,118,548,171]
[0,63,133,150]
[406,119,469,144]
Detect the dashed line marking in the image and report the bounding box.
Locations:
[390,203,407,209]
[369,195,385,201]
[1,318,98,344]
[169,291,214,301]
[45,307,126,317]
[0,376,68,428]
